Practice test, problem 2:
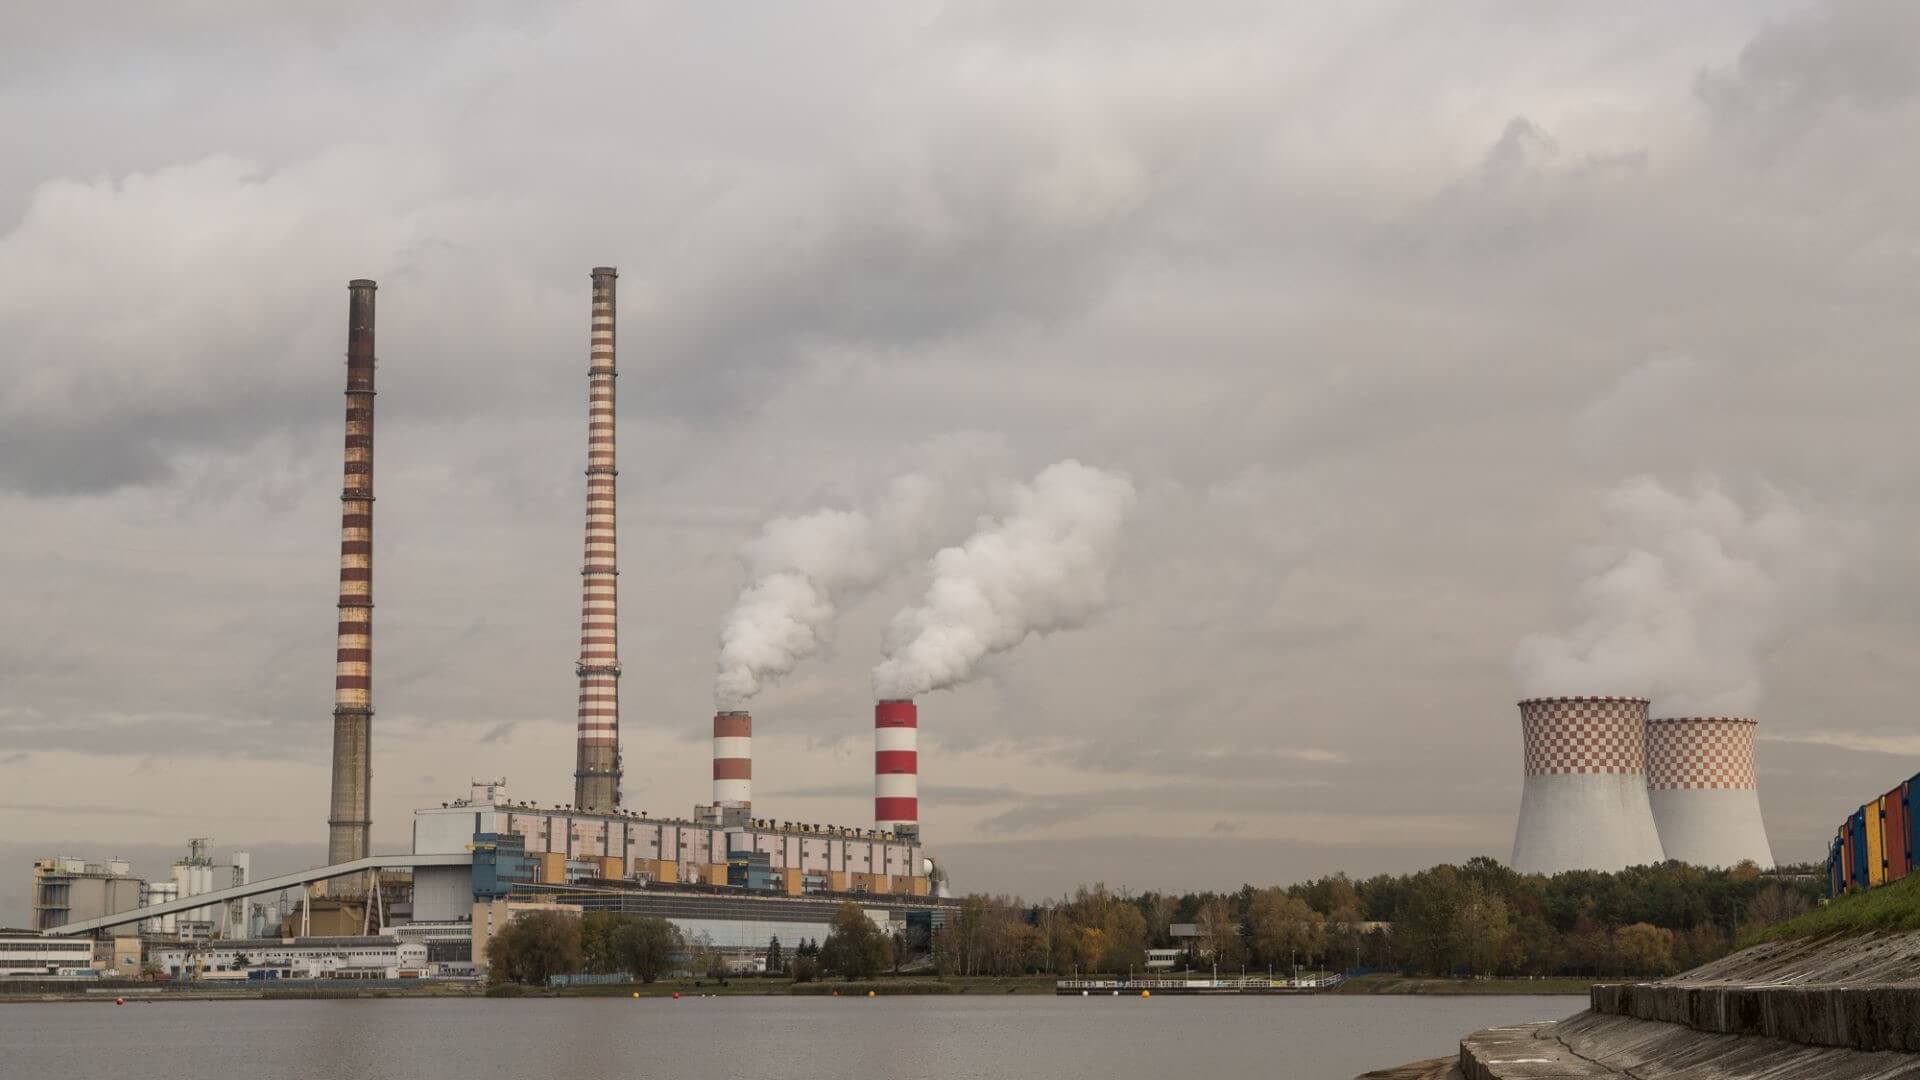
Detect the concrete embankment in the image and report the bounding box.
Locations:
[1371,933,1920,1079]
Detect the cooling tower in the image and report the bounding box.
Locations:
[1645,717,1774,869]
[327,279,378,872]
[1510,696,1666,874]
[574,267,623,813]
[713,710,751,810]
[875,699,919,840]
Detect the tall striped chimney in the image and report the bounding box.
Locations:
[713,710,751,810]
[327,279,378,869]
[875,699,919,840]
[573,267,622,813]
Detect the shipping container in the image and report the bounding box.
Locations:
[1866,801,1886,887]
[1907,778,1920,889]
[1887,786,1910,883]
[1850,808,1868,889]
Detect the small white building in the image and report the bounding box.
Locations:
[0,931,96,977]
[150,937,427,980]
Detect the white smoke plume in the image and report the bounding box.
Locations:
[873,460,1138,699]
[714,474,947,709]
[1514,475,1851,716]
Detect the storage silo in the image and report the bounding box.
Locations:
[1510,696,1666,874]
[1644,716,1774,869]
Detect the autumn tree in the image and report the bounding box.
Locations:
[488,911,583,985]
[820,903,891,980]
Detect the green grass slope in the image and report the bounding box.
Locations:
[1750,873,1920,944]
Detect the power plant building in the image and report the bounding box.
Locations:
[1645,716,1774,869]
[30,858,143,931]
[411,781,930,914]
[1510,696,1666,875]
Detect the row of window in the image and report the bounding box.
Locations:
[0,943,90,954]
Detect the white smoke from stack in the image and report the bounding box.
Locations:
[1514,474,1850,716]
[873,460,1137,699]
[714,474,946,709]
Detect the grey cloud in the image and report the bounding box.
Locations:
[1702,0,1920,115]
[0,0,1912,896]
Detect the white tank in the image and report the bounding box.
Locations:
[1645,717,1773,869]
[1510,697,1666,874]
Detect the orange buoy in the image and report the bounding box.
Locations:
[866,990,875,998]
[115,997,125,1005]
[671,991,680,1000]
[1141,990,1150,998]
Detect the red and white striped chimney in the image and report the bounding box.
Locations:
[713,710,751,809]
[875,699,918,839]
[573,267,622,813]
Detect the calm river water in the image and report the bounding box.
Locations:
[0,994,1584,1079]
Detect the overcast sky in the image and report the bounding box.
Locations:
[7,0,1920,923]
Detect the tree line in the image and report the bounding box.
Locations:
[929,857,1822,979]
[487,858,1823,985]
[487,903,905,985]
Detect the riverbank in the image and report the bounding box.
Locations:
[1335,974,1595,996]
[4,971,1603,1002]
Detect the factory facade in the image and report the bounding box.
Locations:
[411,780,931,913]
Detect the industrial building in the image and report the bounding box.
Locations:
[1646,716,1775,869]
[150,936,428,980]
[1510,696,1667,874]
[30,857,143,932]
[0,930,96,976]
[411,780,931,913]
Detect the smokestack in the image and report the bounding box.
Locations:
[574,267,622,814]
[875,699,918,840]
[327,279,378,871]
[1646,717,1774,869]
[1510,697,1665,874]
[713,710,751,809]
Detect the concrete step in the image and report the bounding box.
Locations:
[1355,1056,1462,1080]
[1458,1022,1617,1079]
[1459,1013,1920,1079]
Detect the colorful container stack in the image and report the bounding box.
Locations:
[1827,775,1919,898]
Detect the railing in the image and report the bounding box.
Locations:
[1057,973,1344,992]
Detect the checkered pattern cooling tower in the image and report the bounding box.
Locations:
[875,699,919,840]
[573,268,622,813]
[1646,718,1758,790]
[713,711,751,809]
[327,279,378,874]
[1510,697,1666,874]
[1645,717,1773,869]
[1519,696,1648,775]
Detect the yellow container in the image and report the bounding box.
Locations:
[539,852,567,885]
[599,855,624,880]
[657,860,679,884]
[828,872,847,893]
[1867,801,1886,887]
